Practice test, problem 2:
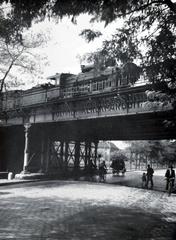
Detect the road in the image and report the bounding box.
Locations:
[0,180,176,240]
[81,168,173,192]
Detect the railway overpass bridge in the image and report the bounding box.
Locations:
[0,84,175,176]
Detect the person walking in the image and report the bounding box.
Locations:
[99,160,107,182]
[165,165,175,191]
[146,164,154,188]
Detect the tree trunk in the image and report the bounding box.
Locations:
[0,61,14,93]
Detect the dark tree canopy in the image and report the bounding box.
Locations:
[0,0,175,91]
[0,1,175,33]
[77,0,176,106]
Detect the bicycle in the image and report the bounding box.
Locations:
[166,177,175,196]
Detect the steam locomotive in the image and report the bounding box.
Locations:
[1,63,141,111]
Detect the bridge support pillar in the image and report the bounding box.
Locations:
[22,123,31,173]
[85,141,97,167]
[84,142,88,169]
[74,141,80,171]
[63,141,69,170]
[39,132,50,173]
[40,135,45,173]
[94,141,98,167]
[60,142,64,168]
[87,142,91,167]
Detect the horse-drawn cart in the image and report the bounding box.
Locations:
[110,159,126,176]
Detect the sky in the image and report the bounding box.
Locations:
[5,14,121,89]
[31,14,122,84]
[111,141,129,150]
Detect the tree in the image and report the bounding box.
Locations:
[126,140,176,169]
[0,30,48,92]
[0,1,175,27]
[160,140,176,166]
[80,2,175,84]
[125,141,150,169]
[77,1,176,127]
[0,1,175,38]
[79,29,102,43]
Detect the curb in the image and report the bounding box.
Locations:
[0,179,41,187]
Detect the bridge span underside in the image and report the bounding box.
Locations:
[0,109,175,175]
[33,110,175,141]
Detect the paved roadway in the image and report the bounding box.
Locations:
[0,175,176,240]
[82,169,171,192]
[1,169,169,191]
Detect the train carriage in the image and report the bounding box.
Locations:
[1,63,141,111]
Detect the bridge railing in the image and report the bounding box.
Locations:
[0,84,173,124]
[52,88,173,121]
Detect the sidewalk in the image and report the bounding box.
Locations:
[0,173,45,186]
[0,178,40,186]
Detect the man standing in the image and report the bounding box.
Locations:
[146,164,154,188]
[165,165,175,190]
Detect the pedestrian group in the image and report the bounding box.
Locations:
[86,157,175,194]
[141,164,154,188]
[141,164,175,193]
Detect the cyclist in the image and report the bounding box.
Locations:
[165,165,175,192]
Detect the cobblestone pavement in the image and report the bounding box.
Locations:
[0,181,176,240]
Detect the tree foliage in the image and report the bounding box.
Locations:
[0,30,48,92]
[0,0,175,94]
[80,1,176,89]
[0,1,175,38]
[79,29,102,42]
[0,1,175,26]
[127,140,176,166]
